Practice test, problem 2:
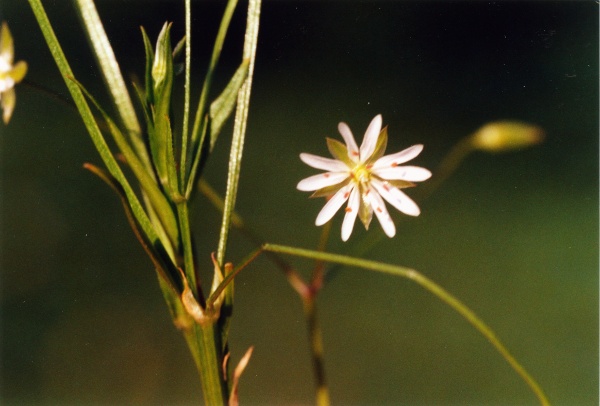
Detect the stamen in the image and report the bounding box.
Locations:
[324,173,330,178]
[345,207,353,213]
[391,162,398,167]
[377,207,383,213]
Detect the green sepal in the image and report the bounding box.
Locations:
[73,77,180,249]
[209,59,249,151]
[366,126,388,164]
[140,26,155,107]
[326,137,353,167]
[310,179,350,198]
[150,22,174,186]
[386,179,415,189]
[358,188,373,230]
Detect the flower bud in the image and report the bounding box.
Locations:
[470,121,544,152]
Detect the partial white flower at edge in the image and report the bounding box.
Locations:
[297,114,432,241]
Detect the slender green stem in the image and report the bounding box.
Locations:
[417,136,474,201]
[190,0,239,150]
[180,0,192,187]
[302,297,331,406]
[262,243,550,406]
[183,323,228,405]
[176,201,199,298]
[215,0,261,267]
[199,179,309,297]
[27,0,170,256]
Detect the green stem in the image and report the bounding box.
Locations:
[180,0,192,186]
[262,243,550,406]
[27,0,170,255]
[177,201,199,297]
[303,297,331,406]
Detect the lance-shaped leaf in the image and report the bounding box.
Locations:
[74,0,153,172]
[150,22,174,186]
[28,0,175,276]
[73,77,180,248]
[140,27,155,107]
[209,59,249,150]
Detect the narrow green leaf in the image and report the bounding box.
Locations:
[179,0,193,188]
[216,0,261,267]
[73,0,152,171]
[73,77,180,248]
[262,243,550,406]
[189,0,240,150]
[164,114,182,200]
[150,22,174,186]
[28,0,172,261]
[209,60,249,150]
[140,26,155,106]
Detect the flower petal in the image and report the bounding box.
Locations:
[373,165,432,182]
[372,144,424,169]
[359,114,382,162]
[300,153,348,172]
[341,187,360,241]
[297,172,349,191]
[2,87,15,124]
[0,23,14,65]
[371,179,420,216]
[338,121,359,162]
[366,188,396,237]
[315,184,354,226]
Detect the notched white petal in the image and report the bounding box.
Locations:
[300,153,348,172]
[297,172,349,191]
[359,114,382,162]
[372,144,424,169]
[338,122,359,162]
[373,165,432,182]
[315,184,353,226]
[372,179,420,216]
[341,187,360,241]
[367,190,396,237]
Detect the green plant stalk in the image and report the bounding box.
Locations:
[27,0,171,257]
[303,297,330,406]
[216,0,261,267]
[179,0,193,187]
[262,243,550,406]
[73,0,152,172]
[190,0,239,152]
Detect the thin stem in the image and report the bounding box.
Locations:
[262,243,550,406]
[189,0,239,155]
[216,0,261,267]
[310,221,331,292]
[302,297,331,406]
[417,136,474,201]
[176,201,200,298]
[179,0,192,187]
[198,179,310,297]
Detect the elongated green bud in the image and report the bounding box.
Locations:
[471,121,544,153]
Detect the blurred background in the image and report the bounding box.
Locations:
[1,1,597,405]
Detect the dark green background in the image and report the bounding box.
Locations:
[1,1,597,404]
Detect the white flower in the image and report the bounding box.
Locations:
[297,114,431,241]
[0,22,28,124]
